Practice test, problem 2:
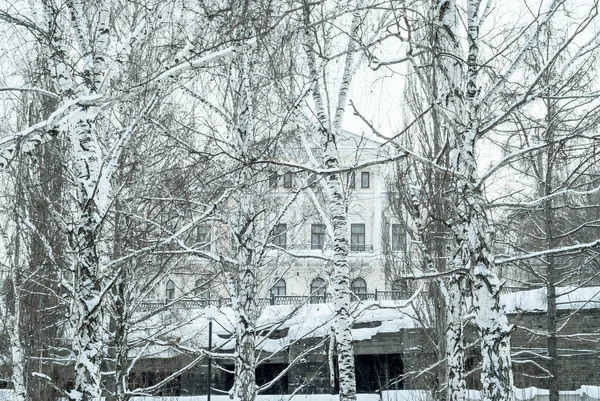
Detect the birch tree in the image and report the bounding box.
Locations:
[0,0,249,398]
[0,165,29,401]
[493,8,600,398]
[299,2,367,400]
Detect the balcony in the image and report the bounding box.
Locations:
[349,244,374,252]
[137,290,409,312]
[135,286,538,313]
[278,243,374,252]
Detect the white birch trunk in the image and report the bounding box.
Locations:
[409,183,466,401]
[433,2,468,398]
[0,169,29,401]
[441,278,466,401]
[449,2,515,401]
[0,234,28,401]
[301,1,364,400]
[431,1,515,400]
[68,106,106,401]
[9,218,28,401]
[228,25,259,401]
[41,2,111,399]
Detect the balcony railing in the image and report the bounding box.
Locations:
[136,290,416,313]
[135,285,537,313]
[277,243,374,252]
[349,244,374,252]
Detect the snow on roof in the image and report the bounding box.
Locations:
[129,287,600,359]
[129,302,420,358]
[502,286,600,314]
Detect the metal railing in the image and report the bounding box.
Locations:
[275,243,374,252]
[136,289,420,313]
[136,287,535,313]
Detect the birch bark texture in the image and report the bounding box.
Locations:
[433,1,515,401]
[229,35,260,401]
[431,2,469,399]
[301,1,365,400]
[1,1,160,399]
[42,2,111,399]
[0,171,28,401]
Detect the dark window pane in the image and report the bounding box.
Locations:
[311,277,326,297]
[283,172,293,188]
[272,224,287,249]
[351,278,367,294]
[166,280,175,301]
[348,172,355,188]
[361,172,370,188]
[269,172,278,188]
[197,226,211,251]
[311,224,326,249]
[392,224,406,252]
[271,279,286,296]
[195,279,209,299]
[351,224,366,251]
[392,280,410,300]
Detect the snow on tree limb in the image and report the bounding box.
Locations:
[0,94,102,169]
[143,37,258,87]
[497,239,600,265]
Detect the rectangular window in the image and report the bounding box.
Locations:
[361,172,370,188]
[348,171,356,188]
[231,233,238,251]
[197,226,211,251]
[351,224,366,251]
[392,224,406,252]
[272,224,287,249]
[269,172,278,188]
[283,172,293,188]
[308,172,317,186]
[311,224,326,250]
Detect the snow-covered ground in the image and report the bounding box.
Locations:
[1,388,599,401]
[126,387,600,401]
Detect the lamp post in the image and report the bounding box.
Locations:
[206,309,214,401]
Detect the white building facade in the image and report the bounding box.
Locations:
[153,131,412,307]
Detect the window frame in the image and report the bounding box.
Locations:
[166,280,176,302]
[361,171,370,188]
[197,225,212,251]
[311,224,326,250]
[350,223,366,251]
[269,172,278,188]
[310,277,326,296]
[194,278,210,299]
[272,223,287,249]
[283,172,293,188]
[271,279,287,296]
[391,224,406,252]
[351,278,367,294]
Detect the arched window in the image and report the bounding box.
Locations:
[166,280,176,302]
[351,278,367,294]
[271,279,286,296]
[310,277,326,296]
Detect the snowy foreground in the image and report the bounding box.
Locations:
[128,388,600,401]
[2,388,598,401]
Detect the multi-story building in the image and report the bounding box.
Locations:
[152,130,413,307]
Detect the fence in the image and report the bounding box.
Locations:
[136,287,534,313]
